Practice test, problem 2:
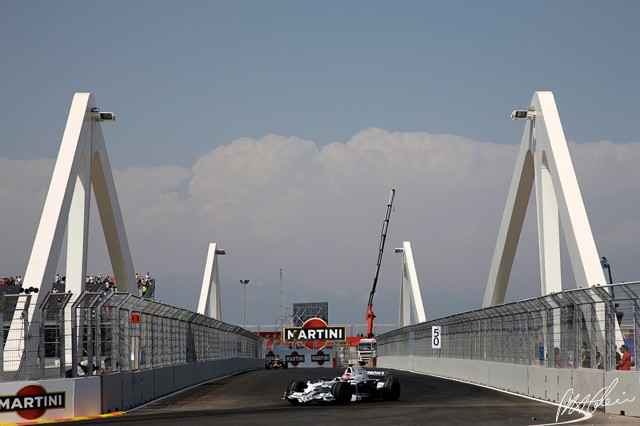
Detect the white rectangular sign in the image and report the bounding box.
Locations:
[0,376,100,422]
[432,326,441,349]
[283,326,346,341]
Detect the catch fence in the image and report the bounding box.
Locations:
[378,282,640,372]
[0,289,260,381]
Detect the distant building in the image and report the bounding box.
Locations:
[293,302,328,326]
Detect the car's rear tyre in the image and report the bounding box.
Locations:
[286,380,306,405]
[382,377,401,401]
[331,382,353,404]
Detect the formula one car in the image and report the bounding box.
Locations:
[265,355,288,369]
[283,366,400,405]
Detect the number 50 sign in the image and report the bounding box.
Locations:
[432,326,441,349]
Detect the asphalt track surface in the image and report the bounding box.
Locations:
[57,368,637,426]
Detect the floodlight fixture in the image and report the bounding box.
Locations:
[511,106,536,120]
[91,107,116,122]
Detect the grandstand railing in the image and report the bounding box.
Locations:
[0,289,261,381]
[377,282,640,372]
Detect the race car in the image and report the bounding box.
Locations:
[283,366,400,405]
[265,355,288,369]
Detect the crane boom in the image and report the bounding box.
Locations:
[366,189,395,338]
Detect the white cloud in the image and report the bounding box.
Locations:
[1,131,639,328]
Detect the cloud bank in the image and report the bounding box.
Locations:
[2,129,640,330]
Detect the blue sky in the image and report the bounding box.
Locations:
[1,2,639,329]
[3,1,638,167]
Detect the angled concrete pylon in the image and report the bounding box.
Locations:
[397,241,426,327]
[483,91,606,307]
[23,92,135,298]
[7,93,136,376]
[197,243,224,319]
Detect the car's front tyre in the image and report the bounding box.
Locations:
[331,382,353,404]
[285,380,306,405]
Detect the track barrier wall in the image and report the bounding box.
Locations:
[0,290,263,422]
[101,357,263,412]
[377,282,640,417]
[0,376,101,423]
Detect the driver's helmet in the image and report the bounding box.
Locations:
[340,372,352,382]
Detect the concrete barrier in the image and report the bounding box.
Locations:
[153,366,175,398]
[119,371,134,410]
[102,372,124,412]
[379,356,640,417]
[101,357,263,414]
[603,371,640,416]
[0,357,263,421]
[0,376,101,423]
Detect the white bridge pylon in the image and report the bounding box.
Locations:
[397,241,426,327]
[19,92,136,325]
[197,243,224,320]
[8,92,136,374]
[483,91,607,306]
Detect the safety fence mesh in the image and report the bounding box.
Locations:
[0,290,260,381]
[377,282,640,372]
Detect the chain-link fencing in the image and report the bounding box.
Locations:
[377,282,640,372]
[0,290,261,381]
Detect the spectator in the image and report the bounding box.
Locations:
[595,347,603,369]
[580,341,591,368]
[101,357,112,373]
[615,345,622,366]
[616,345,632,370]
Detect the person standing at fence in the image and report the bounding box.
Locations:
[595,347,603,369]
[616,345,632,370]
[580,341,591,368]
